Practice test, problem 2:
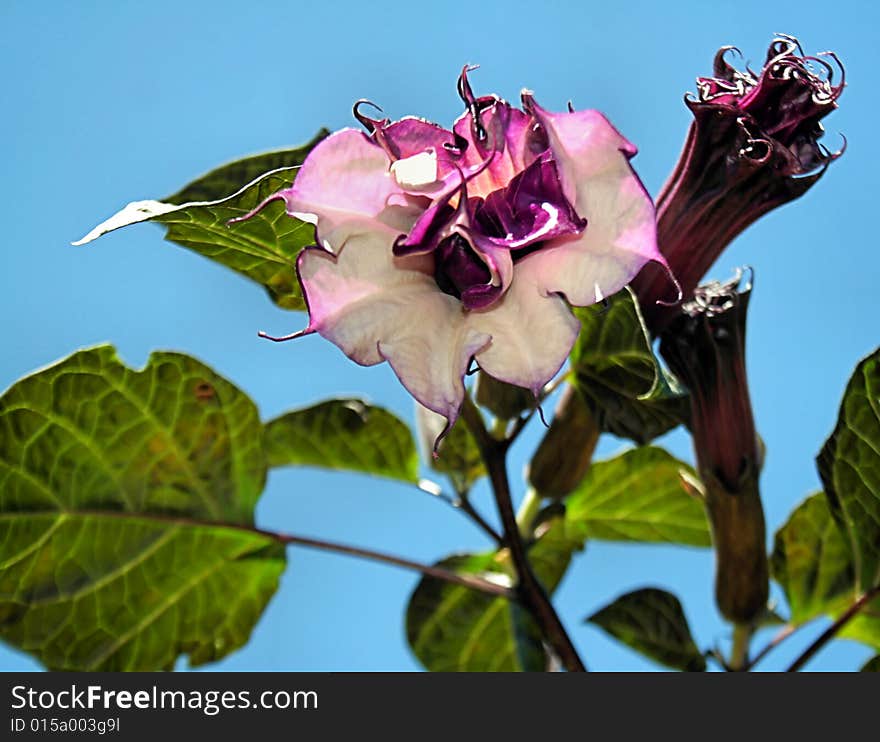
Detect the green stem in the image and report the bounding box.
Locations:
[729,624,752,671]
[491,417,509,439]
[516,487,543,538]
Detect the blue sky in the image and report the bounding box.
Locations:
[1,0,877,671]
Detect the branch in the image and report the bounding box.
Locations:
[461,396,587,672]
[73,508,514,600]
[416,479,503,545]
[786,584,880,672]
[744,624,797,671]
[455,498,504,545]
[269,529,513,598]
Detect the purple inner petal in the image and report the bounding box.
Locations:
[474,157,586,250]
[433,234,502,309]
[376,117,459,160]
[385,73,588,312]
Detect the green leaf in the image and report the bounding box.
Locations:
[406,520,581,671]
[564,447,711,546]
[406,551,540,672]
[586,587,706,671]
[771,492,880,650]
[840,597,880,651]
[264,398,419,483]
[861,655,880,671]
[163,137,328,204]
[570,287,689,445]
[415,404,485,495]
[74,131,329,311]
[0,346,284,670]
[817,348,880,591]
[770,493,855,625]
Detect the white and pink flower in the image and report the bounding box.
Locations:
[243,68,670,441]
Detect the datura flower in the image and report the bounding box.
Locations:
[634,34,844,333]
[241,68,668,441]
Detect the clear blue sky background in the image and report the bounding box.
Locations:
[2,0,877,672]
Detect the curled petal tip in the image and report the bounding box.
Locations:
[653,260,684,307]
[432,415,456,458]
[257,328,312,342]
[457,65,480,107]
[713,45,743,78]
[353,99,386,132]
[536,402,549,428]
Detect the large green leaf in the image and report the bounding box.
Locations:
[817,348,880,591]
[406,520,581,671]
[264,398,419,483]
[564,447,711,546]
[586,587,706,671]
[771,492,880,651]
[73,132,328,310]
[0,346,284,670]
[770,493,855,625]
[570,288,689,445]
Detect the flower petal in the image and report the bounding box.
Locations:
[520,95,668,306]
[471,260,580,395]
[378,116,458,160]
[453,100,538,198]
[473,155,585,250]
[298,221,491,426]
[274,128,421,241]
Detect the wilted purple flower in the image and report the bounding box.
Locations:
[243,68,668,441]
[635,34,844,333]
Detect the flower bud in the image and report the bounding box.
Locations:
[635,35,844,334]
[474,371,534,420]
[527,387,599,499]
[659,271,768,624]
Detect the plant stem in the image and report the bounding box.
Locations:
[270,530,513,597]
[786,584,880,672]
[454,498,504,545]
[516,487,543,538]
[461,397,587,672]
[73,508,514,600]
[744,624,796,671]
[729,624,752,671]
[417,480,503,545]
